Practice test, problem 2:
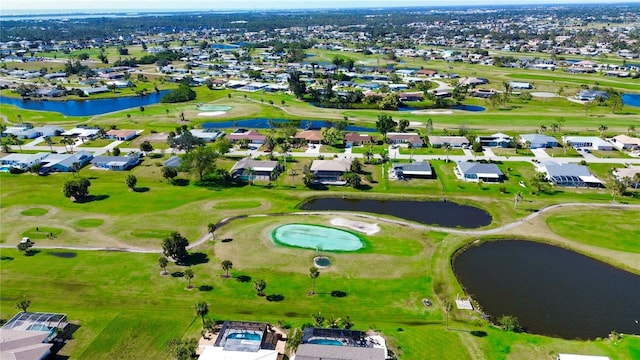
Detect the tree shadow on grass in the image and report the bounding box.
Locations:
[75,195,110,203]
[330,290,348,298]
[171,271,184,278]
[0,256,14,261]
[24,249,41,257]
[134,187,150,193]
[266,294,285,302]
[235,275,252,283]
[172,178,190,186]
[198,285,214,292]
[179,252,209,266]
[221,238,233,243]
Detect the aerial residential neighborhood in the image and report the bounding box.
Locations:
[1,2,639,360]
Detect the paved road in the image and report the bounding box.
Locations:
[2,203,639,253]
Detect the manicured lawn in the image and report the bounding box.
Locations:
[398,147,464,156]
[75,219,105,228]
[546,209,640,253]
[544,146,582,157]
[490,148,534,157]
[212,200,263,210]
[21,227,64,240]
[20,208,49,216]
[77,138,114,148]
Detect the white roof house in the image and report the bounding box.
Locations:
[198,321,279,360]
[0,152,50,170]
[61,127,100,139]
[610,135,640,150]
[562,136,614,151]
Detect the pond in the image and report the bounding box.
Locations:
[272,224,364,251]
[622,93,640,107]
[300,198,491,228]
[453,240,640,339]
[0,91,170,116]
[203,118,375,132]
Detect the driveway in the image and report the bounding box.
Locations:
[531,148,550,158]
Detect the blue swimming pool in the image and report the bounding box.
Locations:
[227,332,261,341]
[308,338,343,346]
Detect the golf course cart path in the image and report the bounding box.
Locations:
[2,202,638,253]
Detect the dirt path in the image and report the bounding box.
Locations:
[4,202,636,254]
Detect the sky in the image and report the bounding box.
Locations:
[2,0,638,12]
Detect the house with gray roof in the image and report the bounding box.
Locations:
[391,161,433,179]
[562,136,613,151]
[0,152,49,171]
[40,151,93,173]
[91,154,141,171]
[475,133,512,148]
[164,156,181,168]
[428,135,470,148]
[230,157,280,181]
[294,328,386,360]
[310,158,353,185]
[536,161,603,187]
[455,161,504,183]
[519,134,559,149]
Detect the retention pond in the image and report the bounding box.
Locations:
[300,198,491,228]
[453,240,640,339]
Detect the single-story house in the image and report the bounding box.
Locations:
[562,136,614,151]
[40,151,93,173]
[456,161,504,183]
[61,127,101,140]
[344,133,376,147]
[610,135,640,150]
[2,125,64,139]
[164,156,181,168]
[190,129,224,142]
[471,89,497,98]
[612,166,640,187]
[197,321,278,360]
[230,158,280,181]
[0,152,49,170]
[391,161,433,179]
[428,135,470,148]
[106,129,139,141]
[536,161,603,187]
[519,134,559,149]
[398,92,424,102]
[225,129,266,144]
[310,158,353,185]
[295,328,386,360]
[0,312,69,360]
[91,154,141,171]
[387,132,424,147]
[295,130,324,144]
[508,81,533,89]
[575,90,609,101]
[475,133,512,148]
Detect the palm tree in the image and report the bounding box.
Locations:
[443,300,453,330]
[628,125,636,135]
[16,296,30,312]
[598,124,608,138]
[245,167,256,185]
[8,134,23,153]
[44,136,54,152]
[279,142,291,171]
[289,169,298,187]
[253,279,266,296]
[158,257,169,275]
[309,267,320,295]
[184,268,194,289]
[311,312,324,327]
[207,223,217,240]
[195,301,209,328]
[221,260,233,278]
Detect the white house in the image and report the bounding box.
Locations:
[610,135,640,151]
[0,152,49,170]
[562,136,614,151]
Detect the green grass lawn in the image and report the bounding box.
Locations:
[398,147,465,156]
[20,208,49,216]
[546,209,640,253]
[77,139,114,148]
[490,148,534,157]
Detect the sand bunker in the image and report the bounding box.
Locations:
[197,111,227,117]
[330,218,380,235]
[411,110,453,115]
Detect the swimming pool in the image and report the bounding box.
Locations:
[227,332,261,341]
[0,166,11,172]
[308,338,343,346]
[272,224,364,251]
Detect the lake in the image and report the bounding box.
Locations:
[0,91,170,116]
[453,240,640,339]
[622,93,640,107]
[300,197,492,228]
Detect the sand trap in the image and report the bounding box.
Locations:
[531,92,558,98]
[411,110,453,115]
[197,111,226,117]
[330,218,380,235]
